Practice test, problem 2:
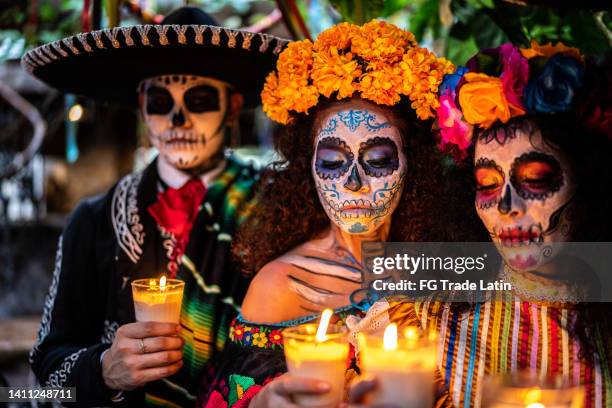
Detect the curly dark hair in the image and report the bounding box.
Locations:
[233,97,487,276]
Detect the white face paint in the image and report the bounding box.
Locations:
[139,75,230,171]
[312,103,407,235]
[474,121,576,271]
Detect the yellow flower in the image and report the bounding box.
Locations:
[520,40,583,62]
[261,72,291,125]
[313,22,360,53]
[458,73,511,129]
[312,48,361,99]
[252,332,268,348]
[352,19,416,63]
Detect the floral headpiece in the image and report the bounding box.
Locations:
[261,20,455,124]
[435,41,610,161]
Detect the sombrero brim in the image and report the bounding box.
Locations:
[22,25,289,108]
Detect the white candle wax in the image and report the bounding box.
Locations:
[360,344,437,408]
[283,321,349,408]
[132,278,184,324]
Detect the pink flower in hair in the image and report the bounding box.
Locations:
[499,43,528,116]
[437,93,473,152]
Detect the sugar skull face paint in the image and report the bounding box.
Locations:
[474,122,576,271]
[313,106,406,235]
[139,75,230,171]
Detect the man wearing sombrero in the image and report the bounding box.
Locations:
[23,7,287,407]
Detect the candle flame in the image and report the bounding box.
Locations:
[149,279,156,288]
[383,323,398,350]
[160,275,167,291]
[405,326,419,340]
[316,308,333,342]
[525,388,543,406]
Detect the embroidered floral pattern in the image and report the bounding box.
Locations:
[229,310,364,350]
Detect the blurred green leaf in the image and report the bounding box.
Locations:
[329,0,385,24]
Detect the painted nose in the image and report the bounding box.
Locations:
[343,165,362,192]
[171,109,186,127]
[498,184,525,216]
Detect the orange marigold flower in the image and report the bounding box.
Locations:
[280,82,319,114]
[458,73,511,129]
[312,48,361,99]
[261,72,291,125]
[397,49,454,119]
[313,22,359,53]
[277,40,314,84]
[352,20,416,63]
[358,61,403,106]
[520,40,583,62]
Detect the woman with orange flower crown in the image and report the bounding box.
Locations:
[348,42,612,407]
[196,20,484,408]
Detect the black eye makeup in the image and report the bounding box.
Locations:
[184,85,220,113]
[315,137,354,180]
[357,137,399,178]
[474,157,504,210]
[145,86,174,115]
[510,152,564,201]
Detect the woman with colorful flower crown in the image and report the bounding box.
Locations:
[349,43,612,407]
[196,20,483,408]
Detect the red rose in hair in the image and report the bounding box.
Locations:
[148,179,206,265]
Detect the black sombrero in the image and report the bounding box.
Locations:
[21,7,289,108]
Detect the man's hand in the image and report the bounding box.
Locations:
[249,374,331,408]
[101,322,184,391]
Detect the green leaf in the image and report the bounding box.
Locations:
[329,0,385,24]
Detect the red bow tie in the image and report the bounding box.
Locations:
[148,178,206,241]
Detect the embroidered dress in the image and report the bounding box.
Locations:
[198,306,362,408]
[30,155,258,407]
[379,296,612,408]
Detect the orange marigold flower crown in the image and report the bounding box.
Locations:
[261,20,455,125]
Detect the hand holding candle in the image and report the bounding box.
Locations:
[282,309,349,408]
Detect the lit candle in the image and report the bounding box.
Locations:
[283,309,349,408]
[131,276,185,324]
[483,374,585,408]
[359,324,437,408]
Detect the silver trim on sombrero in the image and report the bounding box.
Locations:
[193,25,206,44]
[155,25,171,46]
[22,24,289,73]
[91,31,106,49]
[210,26,221,45]
[241,31,255,50]
[76,33,93,52]
[226,29,239,48]
[50,41,68,57]
[121,26,135,46]
[136,25,152,46]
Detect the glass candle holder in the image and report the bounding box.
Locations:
[283,323,349,408]
[482,372,585,408]
[131,278,185,324]
[359,325,438,408]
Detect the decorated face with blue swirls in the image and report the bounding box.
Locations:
[312,102,407,234]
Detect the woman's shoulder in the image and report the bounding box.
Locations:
[241,255,303,324]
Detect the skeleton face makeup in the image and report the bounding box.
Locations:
[139,75,230,171]
[474,122,576,271]
[313,106,406,235]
